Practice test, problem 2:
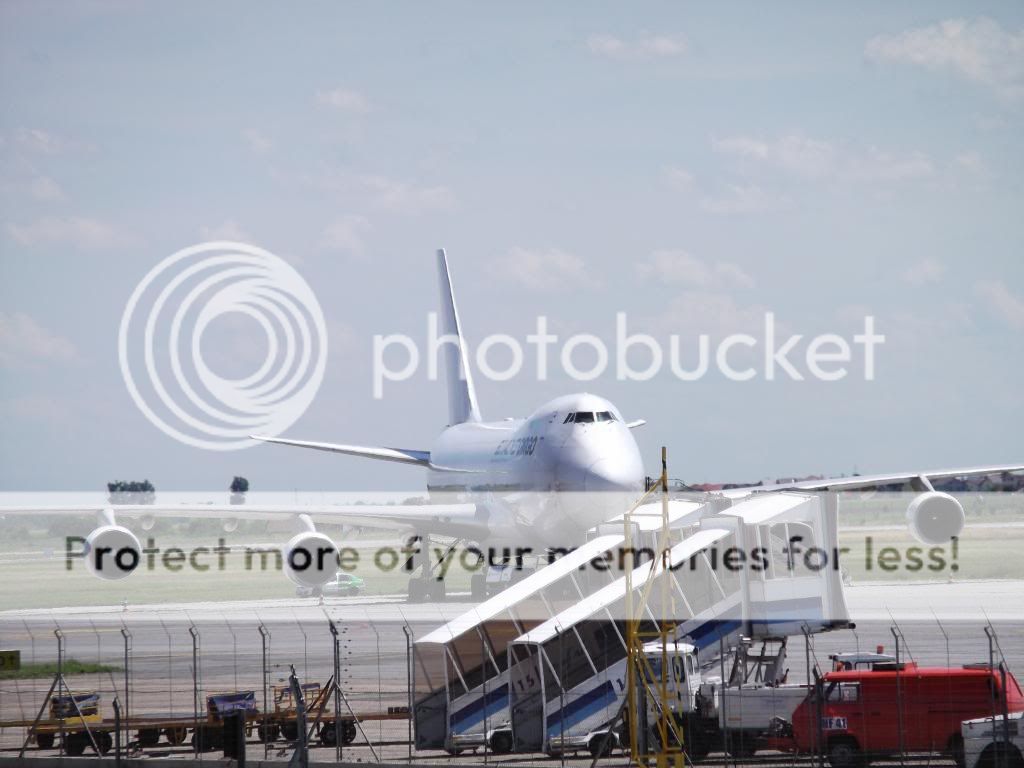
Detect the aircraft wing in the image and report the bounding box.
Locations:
[729,463,1024,495]
[251,435,431,467]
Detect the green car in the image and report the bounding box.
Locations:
[296,572,365,598]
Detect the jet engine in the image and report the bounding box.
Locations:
[84,524,142,580]
[283,531,339,588]
[906,491,964,544]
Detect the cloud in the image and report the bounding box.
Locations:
[494,247,599,293]
[699,184,788,215]
[976,280,1024,330]
[902,258,946,285]
[303,170,457,214]
[953,150,988,176]
[316,87,370,113]
[638,250,755,289]
[844,147,934,182]
[712,134,934,182]
[712,135,836,178]
[664,166,695,190]
[0,312,79,368]
[358,174,457,213]
[640,291,772,340]
[588,34,686,59]
[319,214,370,255]
[17,128,68,154]
[865,17,1024,99]
[199,219,252,241]
[29,176,64,202]
[6,216,130,249]
[242,128,272,154]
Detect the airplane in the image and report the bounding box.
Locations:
[7,249,1022,601]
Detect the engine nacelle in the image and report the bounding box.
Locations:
[906,491,965,544]
[283,531,339,588]
[84,525,142,580]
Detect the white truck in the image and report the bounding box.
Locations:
[506,638,810,759]
[962,711,1024,768]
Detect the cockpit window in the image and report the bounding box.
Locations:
[563,411,615,424]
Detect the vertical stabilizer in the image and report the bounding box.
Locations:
[436,249,482,424]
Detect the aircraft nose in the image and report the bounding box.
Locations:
[584,458,643,493]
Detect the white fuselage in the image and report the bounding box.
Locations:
[425,393,645,545]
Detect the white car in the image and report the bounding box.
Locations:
[962,710,1023,768]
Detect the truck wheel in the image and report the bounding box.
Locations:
[319,724,337,746]
[589,733,614,758]
[490,730,514,754]
[64,733,87,757]
[342,721,357,745]
[727,734,757,758]
[979,744,1024,768]
[165,726,187,746]
[35,732,55,750]
[686,734,710,761]
[97,732,113,755]
[949,734,966,768]
[828,738,862,768]
[257,723,279,742]
[138,728,160,747]
[280,721,299,741]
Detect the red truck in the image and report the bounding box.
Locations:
[779,662,1024,768]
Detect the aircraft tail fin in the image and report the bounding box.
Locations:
[436,248,481,425]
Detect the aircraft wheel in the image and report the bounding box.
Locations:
[407,580,425,602]
[471,574,486,600]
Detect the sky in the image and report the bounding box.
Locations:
[1,2,1022,492]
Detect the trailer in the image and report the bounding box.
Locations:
[3,682,408,755]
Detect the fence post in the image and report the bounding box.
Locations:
[890,626,904,767]
[120,626,132,732]
[258,623,270,759]
[55,628,65,758]
[113,697,122,767]
[329,619,342,762]
[402,624,413,763]
[189,624,200,758]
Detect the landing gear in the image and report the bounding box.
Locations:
[471,573,487,600]
[405,533,454,603]
[408,578,446,602]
